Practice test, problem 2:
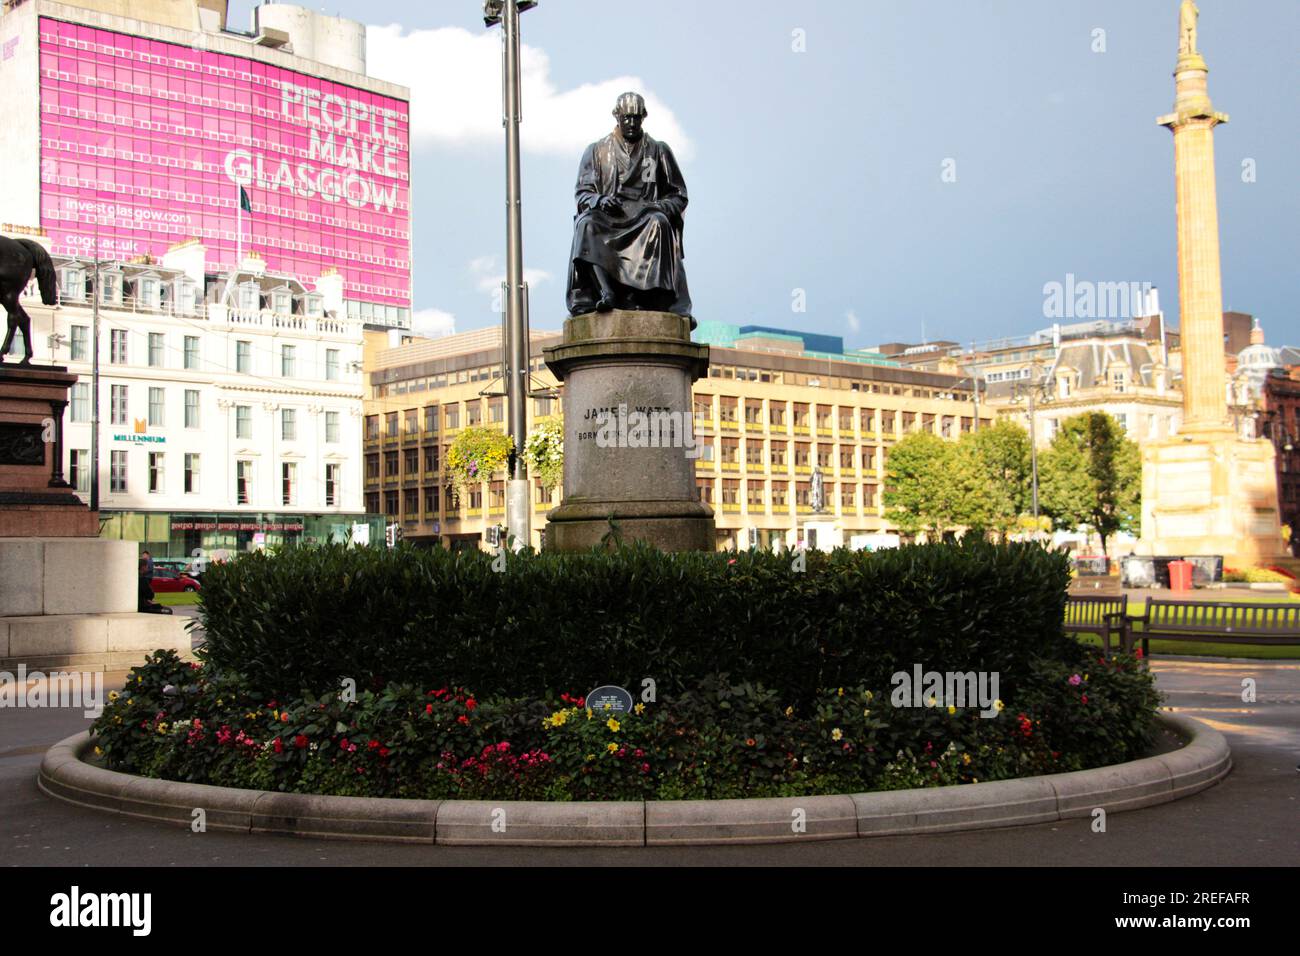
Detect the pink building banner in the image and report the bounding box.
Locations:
[37,17,411,309]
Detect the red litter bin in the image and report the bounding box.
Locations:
[1168,560,1194,592]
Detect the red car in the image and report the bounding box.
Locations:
[149,568,201,593]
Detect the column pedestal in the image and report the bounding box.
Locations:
[543,310,715,552]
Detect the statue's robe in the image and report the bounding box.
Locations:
[565,129,692,318]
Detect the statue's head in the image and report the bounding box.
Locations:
[612,91,647,142]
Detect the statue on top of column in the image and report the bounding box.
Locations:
[1179,0,1199,56]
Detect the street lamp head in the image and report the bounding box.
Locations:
[483,0,537,27]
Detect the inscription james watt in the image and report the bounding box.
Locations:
[575,402,697,454]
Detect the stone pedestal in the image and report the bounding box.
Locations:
[0,363,97,536]
[543,310,715,551]
[1138,429,1286,566]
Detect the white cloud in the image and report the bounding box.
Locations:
[411,307,456,338]
[845,309,861,334]
[366,24,694,160]
[469,255,550,293]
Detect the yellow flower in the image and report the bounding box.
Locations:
[606,718,621,733]
[94,746,103,756]
[962,753,971,765]
[585,753,595,762]
[947,705,956,715]
[863,708,871,717]
[784,706,793,717]
[606,742,618,753]
[865,690,874,702]
[634,703,645,715]
[585,708,593,720]
[1084,674,1089,682]
[994,699,1005,712]
[972,778,979,784]
[830,728,843,741]
[837,687,844,697]
[216,698,223,707]
[108,691,119,702]
[603,702,613,711]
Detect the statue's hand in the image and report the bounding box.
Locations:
[596,195,621,213]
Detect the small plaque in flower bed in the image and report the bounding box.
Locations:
[587,685,633,715]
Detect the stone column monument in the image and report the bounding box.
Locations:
[1138,2,1285,564]
[544,92,715,551]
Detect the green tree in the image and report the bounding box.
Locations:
[883,431,952,538]
[1039,412,1141,557]
[963,419,1032,538]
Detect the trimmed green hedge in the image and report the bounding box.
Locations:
[198,540,1074,702]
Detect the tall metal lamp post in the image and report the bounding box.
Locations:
[1009,359,1053,529]
[484,0,537,550]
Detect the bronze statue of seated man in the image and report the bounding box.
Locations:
[565,92,693,326]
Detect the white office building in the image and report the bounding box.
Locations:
[13,235,379,556]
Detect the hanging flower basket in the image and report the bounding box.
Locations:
[524,417,564,491]
[446,426,514,500]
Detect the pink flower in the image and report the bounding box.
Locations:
[1068,674,1082,686]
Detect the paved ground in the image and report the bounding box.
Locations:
[2,655,1296,866]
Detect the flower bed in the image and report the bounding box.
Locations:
[91,646,1159,801]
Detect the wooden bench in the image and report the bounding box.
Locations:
[1064,595,1129,657]
[1129,600,1300,656]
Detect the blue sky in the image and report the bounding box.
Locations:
[232,0,1298,349]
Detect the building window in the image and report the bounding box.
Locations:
[404,448,418,476]
[325,349,340,381]
[404,409,419,435]
[281,344,296,378]
[326,410,340,444]
[466,402,482,426]
[236,460,253,504]
[70,325,89,361]
[424,405,439,433]
[184,453,199,494]
[148,332,165,367]
[365,415,379,440]
[184,390,200,428]
[110,329,128,364]
[71,382,90,423]
[148,452,164,493]
[424,445,440,472]
[404,487,420,518]
[184,335,199,370]
[384,451,399,477]
[696,478,713,504]
[769,403,786,427]
[281,407,297,441]
[110,385,128,425]
[148,387,165,427]
[281,462,297,505]
[385,412,399,438]
[384,490,399,516]
[236,340,251,374]
[365,454,379,480]
[69,449,90,493]
[110,450,128,493]
[325,463,340,507]
[236,405,252,439]
[489,398,504,423]
[445,405,460,430]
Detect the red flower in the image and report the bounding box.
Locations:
[457,715,470,726]
[294,735,308,749]
[368,740,380,750]
[340,737,350,750]
[1081,694,1088,704]
[378,747,389,758]
[273,737,283,754]
[576,697,586,708]
[425,703,433,714]
[465,698,478,711]
[1135,648,1144,660]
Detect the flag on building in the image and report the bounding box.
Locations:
[239,186,252,213]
